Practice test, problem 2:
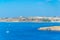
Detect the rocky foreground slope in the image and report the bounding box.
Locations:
[38,26,60,31]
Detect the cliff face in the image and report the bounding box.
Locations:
[38,26,60,31]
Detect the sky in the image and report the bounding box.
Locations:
[0,0,60,17]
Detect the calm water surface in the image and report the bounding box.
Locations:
[0,22,60,40]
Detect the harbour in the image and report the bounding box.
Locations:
[0,22,60,40]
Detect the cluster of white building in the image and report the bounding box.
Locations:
[0,16,60,22]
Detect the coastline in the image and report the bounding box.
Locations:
[0,21,60,24]
[0,16,60,22]
[38,26,60,31]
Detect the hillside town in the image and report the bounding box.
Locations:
[0,16,60,22]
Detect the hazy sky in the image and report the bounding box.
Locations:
[0,0,60,17]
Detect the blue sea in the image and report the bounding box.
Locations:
[0,22,60,40]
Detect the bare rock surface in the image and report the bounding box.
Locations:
[38,26,60,31]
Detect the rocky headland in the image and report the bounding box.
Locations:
[38,26,60,31]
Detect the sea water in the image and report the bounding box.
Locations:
[0,22,60,40]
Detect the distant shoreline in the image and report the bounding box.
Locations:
[0,21,60,23]
[0,16,60,22]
